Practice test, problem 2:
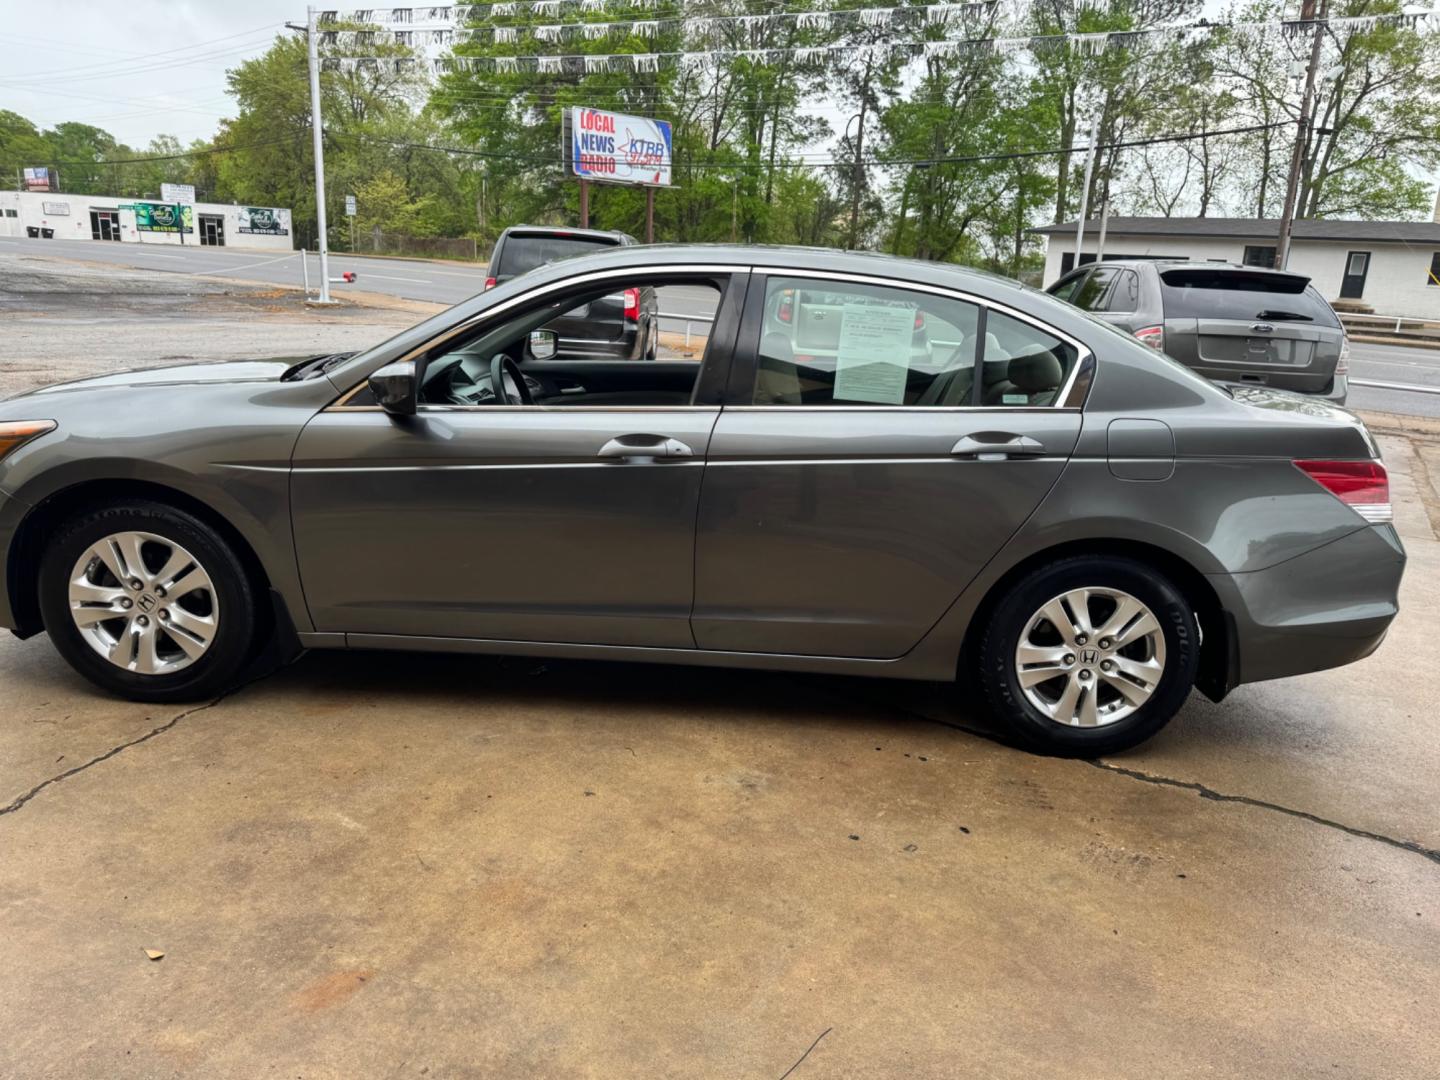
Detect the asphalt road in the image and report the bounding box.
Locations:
[1348,341,1440,418]
[5,234,1439,413]
[0,234,719,329]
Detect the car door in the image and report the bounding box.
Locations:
[290,269,745,649]
[691,271,1088,659]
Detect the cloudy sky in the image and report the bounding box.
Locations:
[0,1,307,147]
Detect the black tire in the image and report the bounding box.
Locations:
[38,500,260,703]
[977,555,1199,757]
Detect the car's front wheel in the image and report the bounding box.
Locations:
[38,501,260,702]
[978,556,1200,756]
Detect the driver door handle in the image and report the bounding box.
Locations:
[950,433,1046,461]
[597,434,694,460]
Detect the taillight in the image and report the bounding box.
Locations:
[1134,325,1164,351]
[777,289,794,323]
[623,287,640,321]
[913,311,926,331]
[1336,335,1351,376]
[484,276,497,291]
[1294,459,1391,524]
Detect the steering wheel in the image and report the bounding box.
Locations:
[489,354,534,406]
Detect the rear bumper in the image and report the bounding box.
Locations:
[1209,523,1405,687]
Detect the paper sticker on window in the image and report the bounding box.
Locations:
[832,303,915,404]
[1003,393,1029,405]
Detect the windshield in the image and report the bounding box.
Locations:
[496,234,620,278]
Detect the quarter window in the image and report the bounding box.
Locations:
[1106,269,1140,313]
[753,277,981,407]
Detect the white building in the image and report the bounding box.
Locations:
[1033,217,1440,318]
[0,190,294,251]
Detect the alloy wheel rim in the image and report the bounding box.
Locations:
[67,531,219,676]
[1014,587,1166,728]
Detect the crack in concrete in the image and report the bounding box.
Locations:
[0,691,234,819]
[887,702,1440,869]
[1085,759,1440,866]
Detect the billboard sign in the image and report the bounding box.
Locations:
[237,206,289,236]
[569,107,672,187]
[23,167,54,192]
[161,182,195,205]
[132,202,194,233]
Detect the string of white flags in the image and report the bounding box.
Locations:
[315,0,1440,26]
[319,2,999,46]
[318,10,1440,74]
[315,1,1003,23]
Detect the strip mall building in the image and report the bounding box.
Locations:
[0,190,294,251]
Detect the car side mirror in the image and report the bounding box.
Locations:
[528,329,557,361]
[368,359,417,416]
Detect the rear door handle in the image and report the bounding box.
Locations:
[950,433,1046,461]
[597,434,694,460]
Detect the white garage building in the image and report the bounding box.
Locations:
[0,190,294,251]
[1033,216,1440,318]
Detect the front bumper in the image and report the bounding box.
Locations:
[0,486,23,631]
[1209,522,1405,687]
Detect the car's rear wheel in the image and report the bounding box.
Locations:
[38,501,260,702]
[978,556,1199,756]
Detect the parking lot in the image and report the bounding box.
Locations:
[2,251,1438,1078]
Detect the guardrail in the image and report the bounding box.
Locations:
[657,310,715,347]
[1339,311,1440,334]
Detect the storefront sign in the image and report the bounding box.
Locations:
[161,182,195,205]
[569,107,672,187]
[41,201,70,216]
[237,207,289,236]
[132,202,194,233]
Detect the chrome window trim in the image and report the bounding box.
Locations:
[327,261,1094,413]
[744,267,1093,410]
[328,264,743,410]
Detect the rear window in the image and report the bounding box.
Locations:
[1159,268,1339,326]
[496,233,619,277]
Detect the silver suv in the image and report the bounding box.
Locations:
[1047,260,1349,403]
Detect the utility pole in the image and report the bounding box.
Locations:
[1096,197,1111,263]
[304,6,334,303]
[1276,0,1326,270]
[1073,115,1100,272]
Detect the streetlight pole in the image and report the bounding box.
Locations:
[1276,0,1327,270]
[305,5,334,304]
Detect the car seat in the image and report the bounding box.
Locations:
[983,348,1064,406]
[753,332,804,404]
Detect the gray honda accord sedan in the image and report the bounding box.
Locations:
[0,245,1405,755]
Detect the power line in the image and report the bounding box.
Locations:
[0,23,286,84]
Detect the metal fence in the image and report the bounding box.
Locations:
[356,229,482,261]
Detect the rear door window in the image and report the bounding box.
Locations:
[1159,268,1340,326]
[496,234,620,277]
[1072,266,1119,311]
[752,276,983,406]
